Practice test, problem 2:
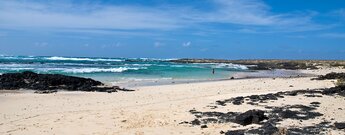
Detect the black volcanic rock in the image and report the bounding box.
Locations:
[200,125,208,128]
[224,121,332,135]
[190,119,201,125]
[313,72,345,80]
[234,110,268,126]
[335,122,345,129]
[322,85,345,96]
[184,74,345,134]
[0,71,133,92]
[226,122,279,135]
[34,90,58,94]
[215,85,345,106]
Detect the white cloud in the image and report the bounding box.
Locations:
[0,1,181,30]
[192,0,275,25]
[0,0,328,33]
[182,42,191,47]
[196,1,310,29]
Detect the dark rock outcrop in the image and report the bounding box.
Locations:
[223,121,332,135]
[0,71,133,92]
[322,85,345,96]
[34,90,57,94]
[271,105,323,120]
[187,102,329,135]
[224,122,279,135]
[182,72,345,134]
[188,109,238,124]
[234,110,268,126]
[335,122,345,129]
[200,125,208,128]
[215,85,345,106]
[186,109,268,126]
[313,72,345,80]
[184,83,345,134]
[286,122,333,135]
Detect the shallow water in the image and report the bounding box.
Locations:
[0,55,249,84]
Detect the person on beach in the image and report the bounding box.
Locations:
[212,68,215,74]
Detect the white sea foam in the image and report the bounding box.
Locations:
[110,77,174,85]
[124,64,152,66]
[0,56,17,59]
[61,67,144,73]
[21,57,36,60]
[169,65,199,68]
[0,67,35,70]
[117,77,173,81]
[196,63,248,70]
[0,63,33,67]
[46,56,123,62]
[0,55,35,60]
[214,63,248,70]
[46,56,92,61]
[0,66,145,74]
[91,58,123,62]
[60,63,88,66]
[128,58,177,61]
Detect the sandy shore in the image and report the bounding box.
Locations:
[1,68,345,135]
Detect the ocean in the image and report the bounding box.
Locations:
[0,55,249,86]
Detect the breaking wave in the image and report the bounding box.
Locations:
[0,67,145,74]
[59,67,144,73]
[45,56,123,62]
[213,63,248,70]
[195,63,248,70]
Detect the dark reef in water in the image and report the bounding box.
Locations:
[0,71,134,93]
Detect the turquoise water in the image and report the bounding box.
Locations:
[0,55,248,84]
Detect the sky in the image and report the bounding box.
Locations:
[0,0,345,59]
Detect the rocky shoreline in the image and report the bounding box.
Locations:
[0,71,133,93]
[181,85,345,134]
[180,72,345,134]
[170,59,345,70]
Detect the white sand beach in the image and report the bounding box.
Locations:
[1,68,345,135]
[2,0,345,134]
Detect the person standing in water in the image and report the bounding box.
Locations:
[212,68,215,74]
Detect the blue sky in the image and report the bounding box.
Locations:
[0,0,345,59]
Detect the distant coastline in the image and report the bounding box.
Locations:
[170,58,345,70]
